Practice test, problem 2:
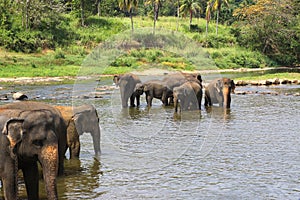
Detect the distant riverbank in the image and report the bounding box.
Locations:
[0,67,299,85]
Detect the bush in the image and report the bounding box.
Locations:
[194,34,236,48]
[208,48,277,69]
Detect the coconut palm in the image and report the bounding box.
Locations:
[179,0,202,31]
[211,0,229,35]
[205,1,213,36]
[119,0,139,31]
[145,0,161,34]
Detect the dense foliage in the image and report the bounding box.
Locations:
[0,0,299,67]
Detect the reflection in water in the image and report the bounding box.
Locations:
[58,158,103,200]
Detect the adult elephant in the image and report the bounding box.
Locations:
[162,72,202,90]
[113,73,142,108]
[173,80,203,113]
[0,116,24,200]
[136,80,173,107]
[0,105,65,200]
[204,78,235,108]
[54,104,101,159]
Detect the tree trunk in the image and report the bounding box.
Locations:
[97,0,101,16]
[189,10,192,31]
[81,0,85,26]
[216,10,219,35]
[176,0,180,31]
[130,9,134,32]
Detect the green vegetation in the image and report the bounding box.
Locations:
[0,0,299,78]
[236,73,300,81]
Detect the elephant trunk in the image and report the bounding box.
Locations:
[173,94,179,113]
[92,125,101,156]
[39,144,59,200]
[222,87,231,108]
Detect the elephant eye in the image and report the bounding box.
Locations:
[32,139,43,147]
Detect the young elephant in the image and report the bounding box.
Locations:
[204,78,235,108]
[173,81,203,113]
[136,80,173,107]
[113,73,142,108]
[54,104,101,159]
[0,116,24,200]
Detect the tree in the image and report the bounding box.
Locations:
[205,1,213,36]
[180,0,202,30]
[145,0,162,34]
[233,0,300,66]
[119,0,139,31]
[211,0,229,35]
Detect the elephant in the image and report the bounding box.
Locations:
[0,116,24,200]
[0,104,66,200]
[54,104,101,159]
[162,72,202,104]
[204,78,235,108]
[162,72,202,90]
[173,80,203,113]
[113,73,142,108]
[135,80,173,107]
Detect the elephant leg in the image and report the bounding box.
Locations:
[22,162,39,200]
[130,95,135,107]
[135,95,140,107]
[204,95,211,107]
[147,95,153,107]
[2,159,18,200]
[69,140,80,159]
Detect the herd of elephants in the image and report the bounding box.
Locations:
[0,71,235,200]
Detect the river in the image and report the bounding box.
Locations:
[0,73,299,199]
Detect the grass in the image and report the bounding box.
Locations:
[236,73,300,81]
[0,16,281,78]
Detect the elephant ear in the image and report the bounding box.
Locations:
[215,80,222,93]
[2,118,24,151]
[231,80,236,94]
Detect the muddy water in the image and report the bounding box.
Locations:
[0,75,300,199]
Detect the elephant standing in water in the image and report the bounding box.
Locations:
[204,78,235,108]
[55,104,101,159]
[135,80,173,107]
[173,80,203,112]
[0,101,67,200]
[113,73,142,108]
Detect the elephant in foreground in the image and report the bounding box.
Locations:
[0,102,67,200]
[54,104,101,159]
[135,80,173,107]
[113,73,142,108]
[204,78,235,108]
[173,80,203,113]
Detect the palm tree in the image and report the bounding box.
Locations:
[119,0,139,31]
[205,1,213,36]
[145,0,161,34]
[179,0,202,31]
[211,0,229,35]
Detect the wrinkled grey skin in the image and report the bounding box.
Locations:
[173,81,203,112]
[162,72,202,90]
[204,78,235,108]
[73,105,101,157]
[135,80,173,107]
[0,104,65,200]
[55,105,101,159]
[162,72,202,104]
[0,116,24,200]
[113,73,142,108]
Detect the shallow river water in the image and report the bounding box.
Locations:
[0,73,300,200]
